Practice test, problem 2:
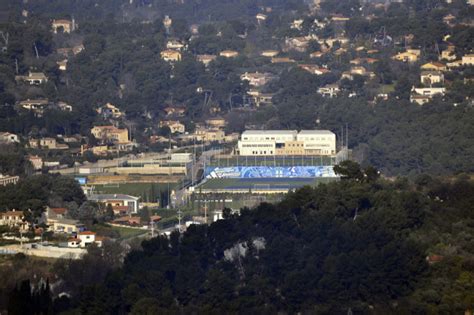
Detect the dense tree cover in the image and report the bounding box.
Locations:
[0,174,85,217]
[0,144,33,176]
[7,279,52,315]
[44,173,474,313]
[16,0,306,23]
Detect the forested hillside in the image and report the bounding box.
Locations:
[18,170,471,314]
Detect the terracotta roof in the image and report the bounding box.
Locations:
[79,231,96,235]
[68,237,81,242]
[112,205,129,210]
[150,215,162,222]
[51,207,67,215]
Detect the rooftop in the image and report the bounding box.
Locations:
[242,130,298,136]
[79,231,96,235]
[298,130,335,135]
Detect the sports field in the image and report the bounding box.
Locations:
[91,182,177,202]
[197,177,337,192]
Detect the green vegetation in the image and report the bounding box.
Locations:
[91,224,147,240]
[92,182,176,203]
[0,174,85,218]
[31,169,474,313]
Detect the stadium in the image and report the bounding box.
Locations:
[193,154,345,194]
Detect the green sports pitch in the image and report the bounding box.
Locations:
[196,177,337,192]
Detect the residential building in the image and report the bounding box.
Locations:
[51,19,75,33]
[67,231,104,248]
[392,49,421,63]
[410,95,432,105]
[166,39,186,51]
[440,46,456,61]
[18,99,49,113]
[40,138,57,149]
[46,207,68,221]
[72,44,84,55]
[205,117,227,129]
[57,59,68,71]
[309,51,324,58]
[78,231,97,247]
[290,19,304,30]
[0,174,19,186]
[88,194,140,214]
[412,87,446,97]
[410,87,446,104]
[160,120,185,133]
[421,62,447,72]
[443,14,456,26]
[219,50,239,58]
[196,54,217,66]
[298,64,330,75]
[91,125,129,143]
[50,218,85,234]
[284,36,310,52]
[260,50,279,58]
[97,103,123,119]
[247,90,274,107]
[160,50,182,62]
[237,130,336,156]
[164,106,185,117]
[256,13,267,23]
[240,72,276,87]
[420,71,444,85]
[350,58,379,65]
[271,57,295,64]
[462,54,474,65]
[0,210,26,229]
[56,101,73,111]
[15,72,48,85]
[194,128,225,143]
[318,84,340,98]
[29,155,43,170]
[0,132,19,143]
[112,216,141,226]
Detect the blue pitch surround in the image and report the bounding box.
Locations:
[205,166,337,179]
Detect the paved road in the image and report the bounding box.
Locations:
[172,148,222,207]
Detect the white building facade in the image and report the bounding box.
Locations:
[237,130,336,156]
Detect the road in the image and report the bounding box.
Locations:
[172,148,222,207]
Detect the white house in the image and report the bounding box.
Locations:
[87,194,140,214]
[0,132,19,144]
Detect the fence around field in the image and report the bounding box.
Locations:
[208,155,336,167]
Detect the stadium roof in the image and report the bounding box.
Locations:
[242,130,297,135]
[298,130,335,135]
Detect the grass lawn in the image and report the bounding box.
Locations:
[92,182,177,202]
[198,177,337,190]
[379,84,395,94]
[91,224,148,240]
